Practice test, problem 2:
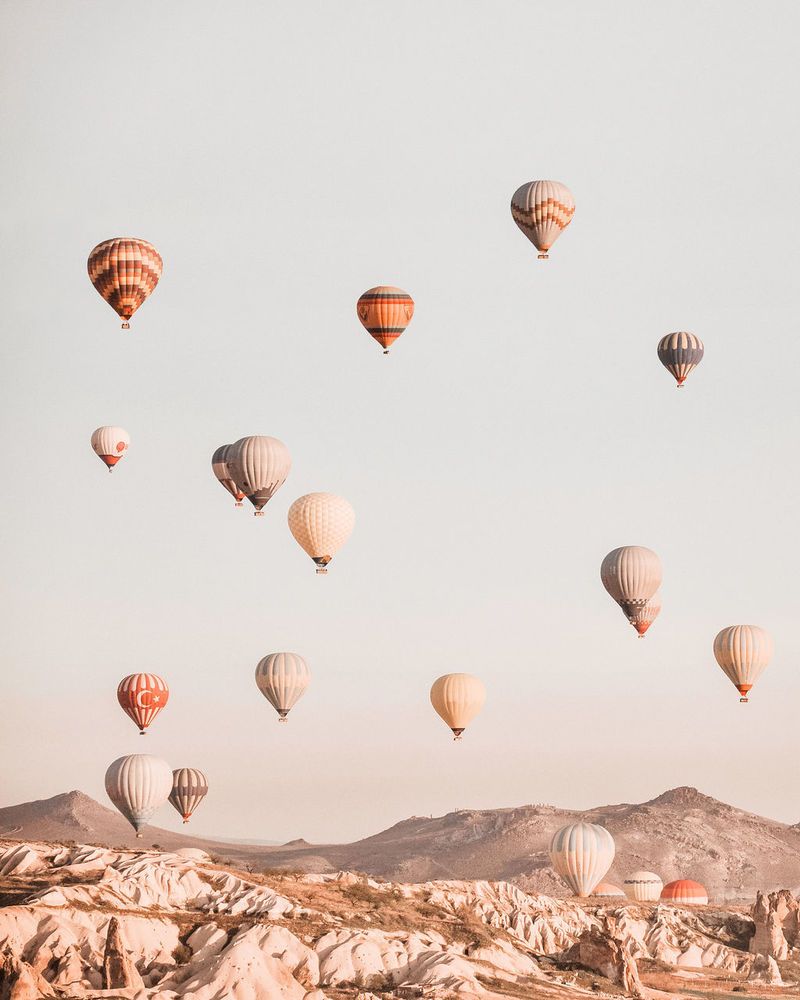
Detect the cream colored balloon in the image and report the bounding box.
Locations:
[623,870,663,902]
[255,652,311,721]
[713,625,773,703]
[105,754,172,838]
[625,591,662,638]
[226,435,292,516]
[91,426,130,472]
[510,180,575,259]
[601,546,662,625]
[288,493,355,574]
[549,822,615,897]
[430,673,486,741]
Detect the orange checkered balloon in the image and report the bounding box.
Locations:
[88,237,162,329]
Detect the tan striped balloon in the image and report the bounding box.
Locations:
[168,767,208,823]
[87,238,162,329]
[356,286,415,354]
[430,673,486,741]
[255,652,311,721]
[600,547,662,629]
[226,436,292,516]
[713,625,773,702]
[623,870,663,901]
[550,822,615,897]
[511,180,575,259]
[288,493,355,574]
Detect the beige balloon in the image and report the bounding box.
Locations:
[713,625,773,703]
[226,435,291,516]
[91,426,130,472]
[623,870,663,902]
[255,652,311,721]
[550,822,615,897]
[288,493,355,574]
[430,673,486,741]
[510,180,575,259]
[600,546,662,628]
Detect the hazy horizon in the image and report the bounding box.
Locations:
[3,0,800,843]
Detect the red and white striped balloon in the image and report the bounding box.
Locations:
[117,673,170,735]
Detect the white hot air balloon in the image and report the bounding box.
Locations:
[550,822,615,897]
[105,754,172,838]
[510,180,575,259]
[91,426,130,472]
[600,546,662,635]
[713,625,774,703]
[288,493,355,574]
[168,767,208,823]
[212,444,245,507]
[255,652,311,721]
[429,673,486,741]
[226,436,291,516]
[624,870,663,902]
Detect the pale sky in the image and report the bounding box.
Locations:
[2,1,800,844]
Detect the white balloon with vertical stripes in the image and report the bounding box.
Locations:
[169,767,208,823]
[255,652,311,721]
[104,754,172,837]
[288,493,355,574]
[91,426,130,472]
[226,436,291,516]
[600,546,662,632]
[429,673,486,741]
[713,625,773,702]
[550,822,615,897]
[623,870,663,902]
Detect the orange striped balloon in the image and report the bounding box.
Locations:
[88,238,163,329]
[117,673,169,734]
[356,286,414,354]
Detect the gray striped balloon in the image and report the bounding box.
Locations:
[657,331,704,387]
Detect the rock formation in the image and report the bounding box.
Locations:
[102,916,145,990]
[750,889,800,959]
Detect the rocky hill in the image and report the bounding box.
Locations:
[1,838,799,999]
[4,786,800,901]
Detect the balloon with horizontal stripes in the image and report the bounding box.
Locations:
[255,652,311,722]
[600,547,662,633]
[212,444,245,507]
[713,624,773,703]
[91,426,130,472]
[169,767,208,823]
[226,436,292,516]
[117,674,169,735]
[288,493,354,574]
[661,879,708,905]
[105,754,172,837]
[429,673,486,741]
[510,180,575,259]
[87,238,162,329]
[657,332,704,387]
[356,286,414,354]
[549,822,615,897]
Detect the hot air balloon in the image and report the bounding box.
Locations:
[91,426,130,472]
[549,822,615,897]
[623,870,663,902]
[429,673,486,741]
[625,592,662,638]
[288,493,354,573]
[117,673,169,735]
[105,754,172,838]
[226,436,291,516]
[593,882,626,898]
[510,181,575,259]
[600,546,662,635]
[356,286,415,354]
[657,332,704,388]
[87,238,162,329]
[212,444,245,507]
[255,652,311,721]
[661,879,708,905]
[169,767,208,824]
[713,625,773,703]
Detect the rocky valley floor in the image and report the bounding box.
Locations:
[0,839,798,999]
